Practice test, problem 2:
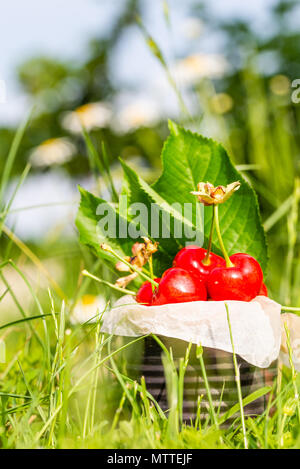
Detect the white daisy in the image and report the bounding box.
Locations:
[61,102,112,133]
[29,137,76,168]
[111,98,160,134]
[70,294,107,325]
[180,17,204,39]
[172,53,228,86]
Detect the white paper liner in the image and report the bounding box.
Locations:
[102,295,282,368]
[280,313,300,372]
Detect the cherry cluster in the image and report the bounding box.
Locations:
[100,180,268,307]
[136,246,267,306]
[135,180,269,306]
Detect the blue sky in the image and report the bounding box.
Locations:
[2,0,285,240]
[0,0,279,125]
[0,0,120,124]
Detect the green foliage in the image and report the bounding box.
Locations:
[76,122,268,275]
[0,311,300,449]
[1,0,300,451]
[18,58,71,96]
[155,122,268,271]
[120,158,201,273]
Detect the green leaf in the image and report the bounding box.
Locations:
[76,185,168,274]
[76,121,268,275]
[120,159,203,274]
[153,121,268,272]
[76,186,130,264]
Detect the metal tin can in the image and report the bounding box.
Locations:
[127,336,276,423]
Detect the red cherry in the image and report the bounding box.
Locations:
[173,245,225,285]
[207,253,263,302]
[152,267,207,305]
[136,278,161,305]
[258,282,268,297]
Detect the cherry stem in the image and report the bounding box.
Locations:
[148,254,155,292]
[202,206,215,266]
[82,270,136,296]
[213,205,234,268]
[101,245,159,288]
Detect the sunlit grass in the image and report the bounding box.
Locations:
[0,16,300,450]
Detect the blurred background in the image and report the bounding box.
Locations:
[1,0,300,321]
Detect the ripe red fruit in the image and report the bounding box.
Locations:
[173,245,225,285]
[258,282,268,297]
[152,267,207,305]
[207,253,263,302]
[136,278,161,305]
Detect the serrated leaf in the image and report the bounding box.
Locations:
[76,186,130,264]
[76,184,180,275]
[76,122,267,276]
[152,121,268,272]
[120,159,204,274]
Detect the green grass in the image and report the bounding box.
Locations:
[0,18,300,449]
[0,305,299,449]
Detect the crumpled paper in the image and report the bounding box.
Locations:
[280,313,300,372]
[102,295,283,368]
